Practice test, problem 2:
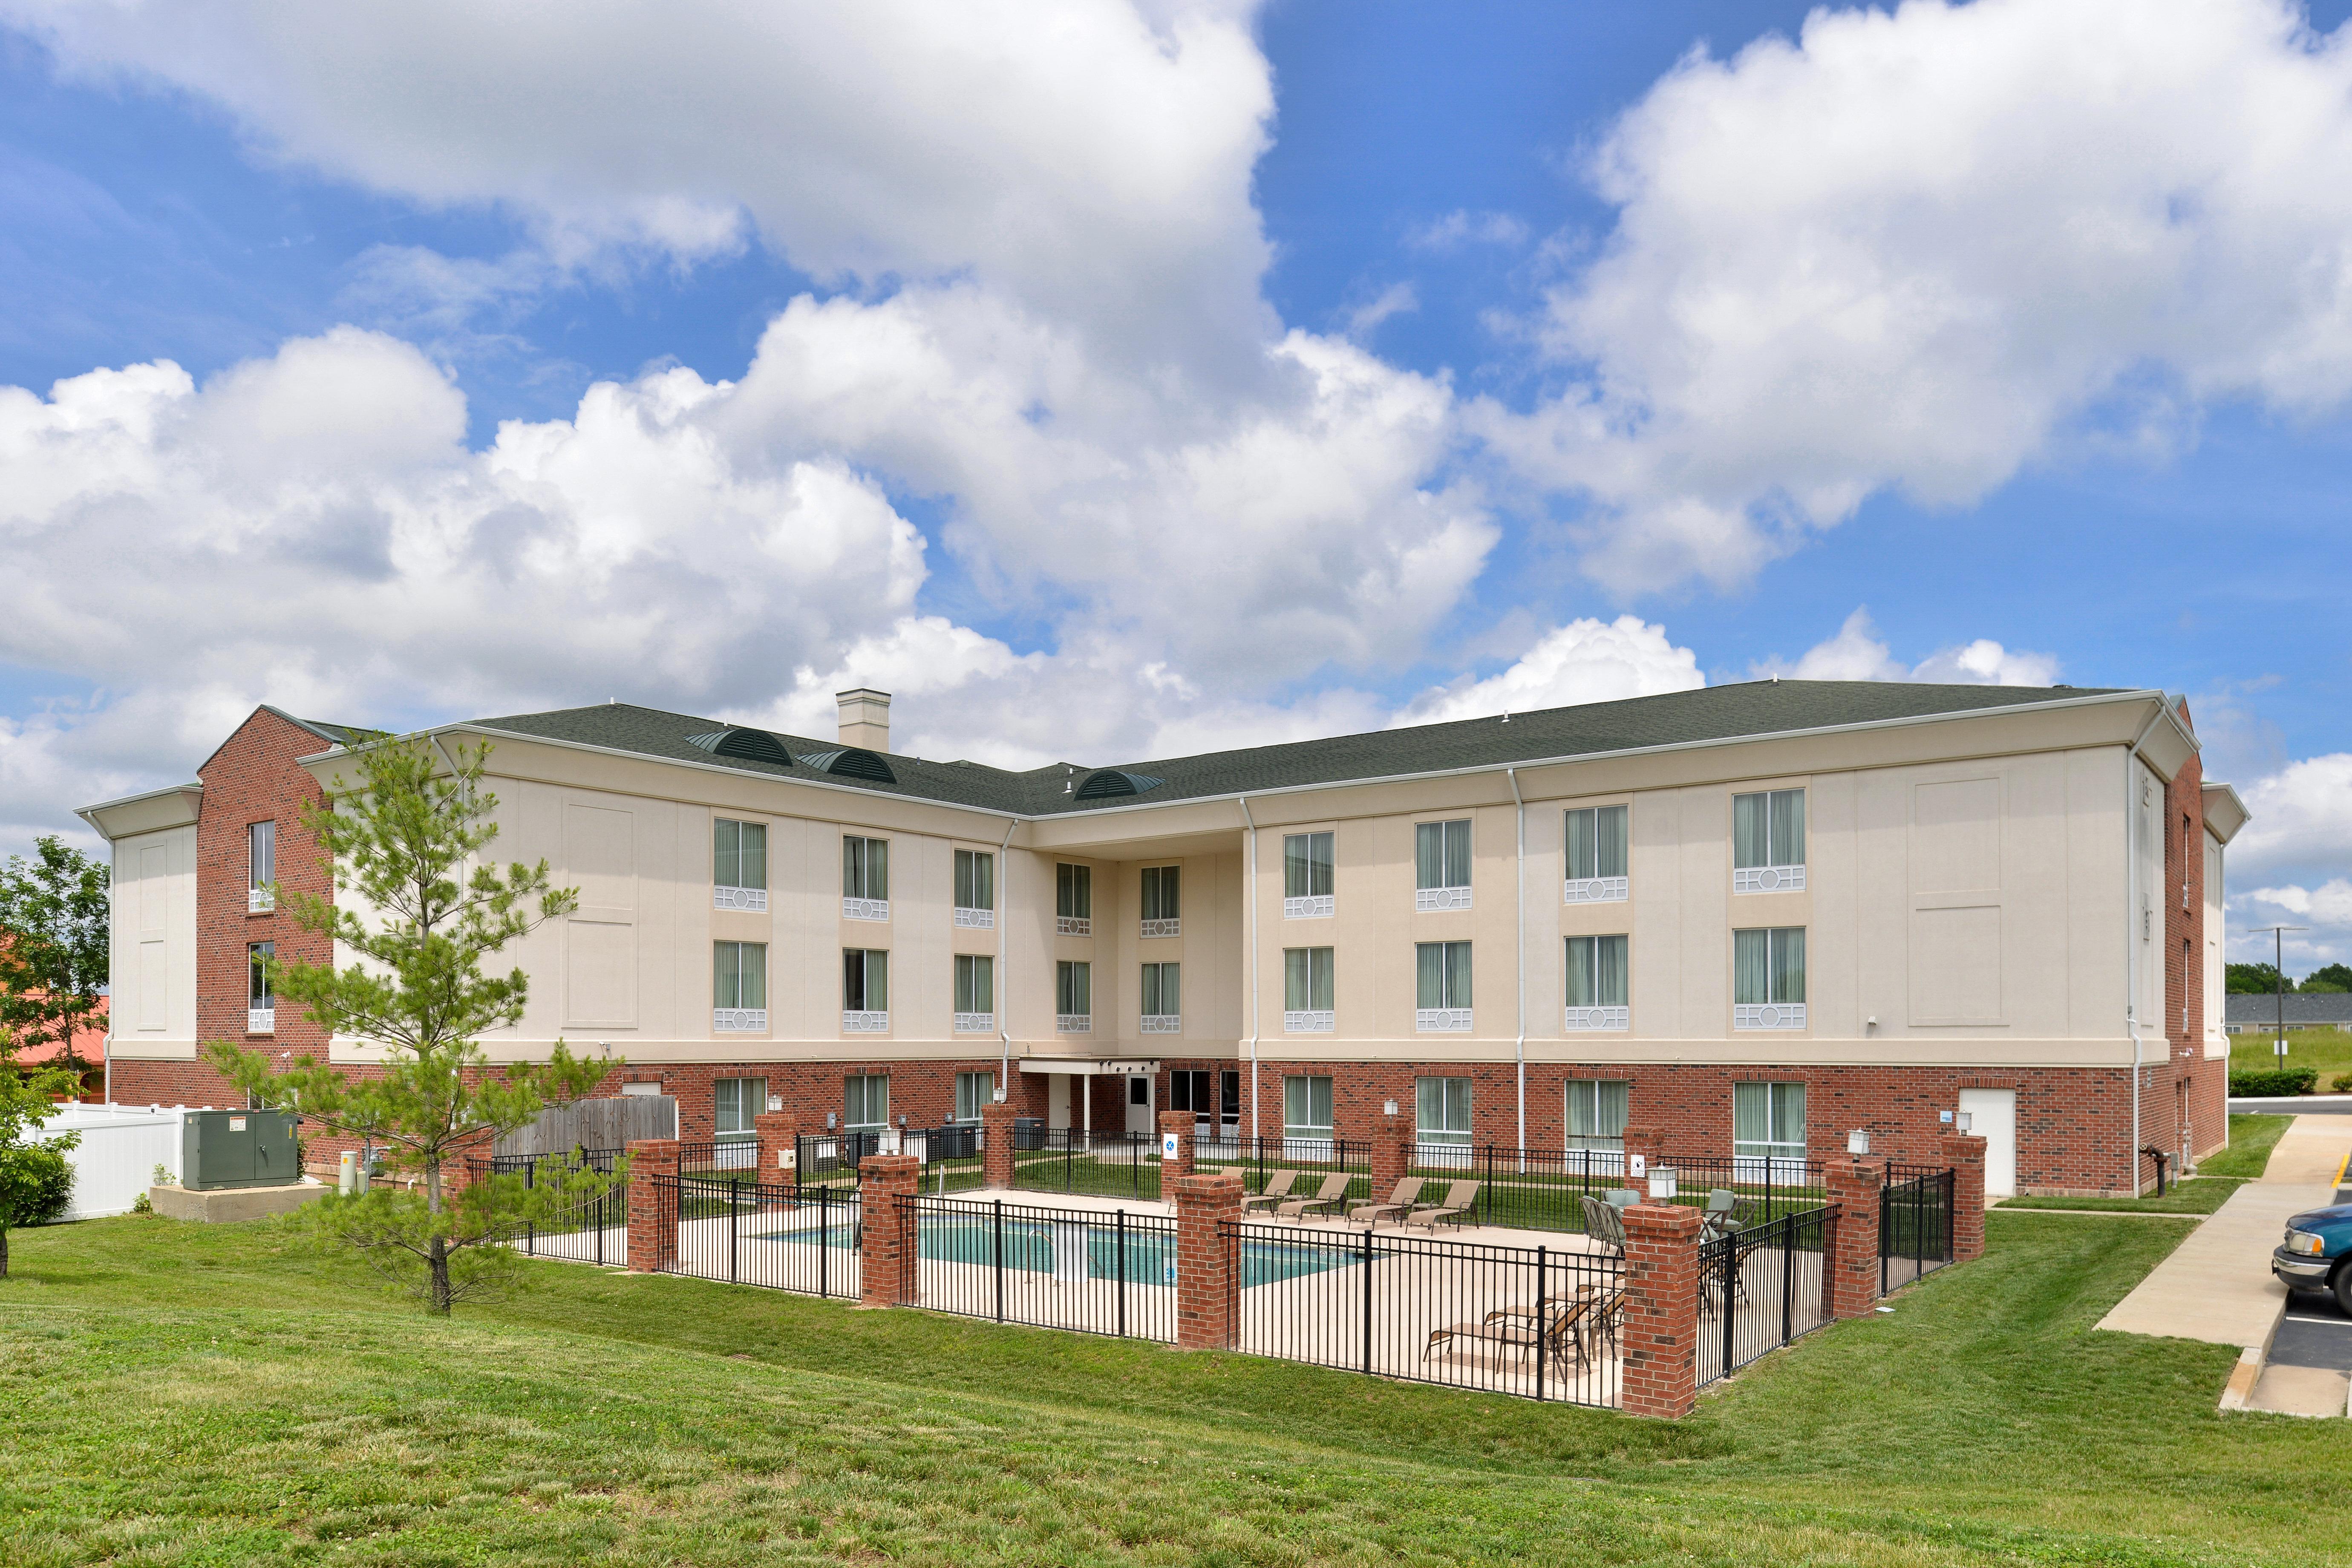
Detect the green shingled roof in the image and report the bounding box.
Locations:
[449,681,2129,819]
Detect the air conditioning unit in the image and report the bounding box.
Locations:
[182,1109,301,1190]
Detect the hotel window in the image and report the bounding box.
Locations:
[1170,1069,1211,1121]
[954,1070,997,1124]
[247,941,274,1032]
[1564,934,1629,1031]
[1283,945,1335,1032]
[842,948,889,1032]
[954,848,995,929]
[1565,1080,1630,1155]
[247,821,275,912]
[1416,1076,1472,1150]
[845,1073,891,1133]
[1140,961,1181,1032]
[1414,819,1472,911]
[1140,864,1181,937]
[1057,862,1092,936]
[1732,788,1806,893]
[713,819,767,911]
[1564,804,1629,903]
[1283,831,1335,918]
[1056,959,1092,1032]
[954,954,994,1032]
[712,941,768,1032]
[714,1076,768,1144]
[1283,1074,1334,1144]
[1415,940,1472,1032]
[1735,1081,1807,1172]
[1733,927,1807,1030]
[842,836,889,919]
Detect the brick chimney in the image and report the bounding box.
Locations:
[836,688,891,752]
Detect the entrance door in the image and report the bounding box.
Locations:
[1125,1073,1154,1137]
[1958,1087,2017,1198]
[1048,1075,1071,1130]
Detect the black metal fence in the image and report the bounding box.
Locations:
[1193,1135,1371,1211]
[649,1173,863,1299]
[1009,1128,1167,1201]
[1881,1164,1954,1293]
[1695,1203,1831,1386]
[679,1138,759,1176]
[468,1147,627,1267]
[1383,1145,1828,1237]
[894,1194,1176,1342]
[1221,1220,1624,1406]
[795,1129,989,1193]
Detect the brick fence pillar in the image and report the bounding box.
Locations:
[1940,1133,1988,1263]
[858,1153,922,1308]
[1824,1157,1885,1317]
[1368,1104,1415,1199]
[753,1111,799,1183]
[625,1138,681,1274]
[1159,1109,1194,1181]
[981,1101,1018,1190]
[1621,1123,1665,1183]
[1173,1169,1244,1349]
[1619,1200,1703,1419]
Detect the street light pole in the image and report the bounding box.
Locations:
[2248,925,2308,1063]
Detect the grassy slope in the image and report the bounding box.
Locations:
[2229,1026,2352,1085]
[2,1210,2345,1567]
[1998,1114,2293,1213]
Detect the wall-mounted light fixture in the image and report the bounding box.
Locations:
[1847,1129,1871,1156]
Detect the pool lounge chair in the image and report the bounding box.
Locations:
[1402,1179,1480,1231]
[1347,1178,1424,1228]
[1238,1170,1301,1216]
[1275,1172,1350,1222]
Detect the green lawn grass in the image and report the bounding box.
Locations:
[2,1206,2344,1566]
[2230,1024,2352,1087]
[1996,1114,2291,1213]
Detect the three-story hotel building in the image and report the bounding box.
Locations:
[78,678,2247,1196]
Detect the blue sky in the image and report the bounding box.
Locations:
[4,0,2352,963]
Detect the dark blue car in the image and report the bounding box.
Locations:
[2273,1202,2352,1312]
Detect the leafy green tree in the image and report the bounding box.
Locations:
[2227,962,2286,995]
[2300,963,2352,993]
[0,1050,78,1278]
[0,836,110,1086]
[207,733,621,1314]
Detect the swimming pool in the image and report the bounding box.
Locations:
[752,1213,1363,1286]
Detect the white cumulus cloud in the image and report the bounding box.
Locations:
[1756,608,2059,687]
[1393,616,1705,727]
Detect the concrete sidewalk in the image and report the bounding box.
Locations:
[2095,1115,2352,1416]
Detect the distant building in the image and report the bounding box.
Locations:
[2223,992,2352,1034]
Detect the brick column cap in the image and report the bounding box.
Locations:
[1825,1156,1885,1191]
[1938,1133,1988,1160]
[859,1152,921,1180]
[1621,1199,1703,1240]
[1171,1169,1243,1199]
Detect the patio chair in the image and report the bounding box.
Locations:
[1603,1187,1640,1209]
[1579,1194,1626,1258]
[1698,1188,1740,1243]
[1426,1293,1597,1372]
[1346,1178,1424,1228]
[1274,1172,1350,1222]
[1402,1180,1480,1231]
[1238,1170,1301,1216]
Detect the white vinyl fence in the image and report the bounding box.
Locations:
[40,1103,191,1220]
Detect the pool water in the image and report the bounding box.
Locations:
[752,1213,1362,1286]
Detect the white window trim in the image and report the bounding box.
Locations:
[1283,1009,1334,1034]
[1415,1007,1473,1033]
[1283,895,1334,919]
[714,886,767,912]
[954,906,994,929]
[1056,914,1092,937]
[953,1011,995,1034]
[1056,1012,1092,1034]
[246,1007,275,1034]
[1733,1002,1807,1031]
[843,896,890,921]
[1563,1006,1629,1032]
[1563,876,1628,904]
[713,1008,768,1032]
[842,1010,890,1033]
[1139,917,1180,940]
[246,887,274,914]
[1415,886,1472,913]
[1140,1013,1181,1035]
[1732,865,1806,895]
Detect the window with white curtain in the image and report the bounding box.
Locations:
[1414,819,1472,910]
[713,819,767,910]
[1283,946,1334,1032]
[954,1071,996,1123]
[1732,788,1806,892]
[713,941,768,1031]
[1734,1081,1807,1173]
[844,1074,890,1132]
[1415,940,1472,1031]
[1733,927,1806,1030]
[714,1076,768,1141]
[1283,1074,1334,1144]
[1056,862,1092,935]
[1565,1080,1630,1154]
[1564,804,1628,902]
[1140,961,1180,1032]
[1056,959,1091,1031]
[843,948,889,1031]
[1283,831,1335,918]
[953,953,993,1032]
[1140,865,1181,937]
[954,848,994,928]
[1564,934,1629,1030]
[1416,1076,1472,1147]
[842,836,889,919]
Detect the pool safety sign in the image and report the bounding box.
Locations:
[1162,1131,1181,1162]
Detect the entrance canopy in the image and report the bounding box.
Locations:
[1017,1058,1161,1076]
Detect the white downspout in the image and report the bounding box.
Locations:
[996,817,1016,1094]
[1239,795,1260,1143]
[1508,767,1526,1156]
[2125,705,2165,1195]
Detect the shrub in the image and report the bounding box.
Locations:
[2332,1072,2352,1095]
[2229,1067,2320,1097]
[6,1144,75,1225]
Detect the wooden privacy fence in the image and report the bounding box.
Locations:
[496,1095,676,1158]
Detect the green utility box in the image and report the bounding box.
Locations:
[182,1109,301,1190]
